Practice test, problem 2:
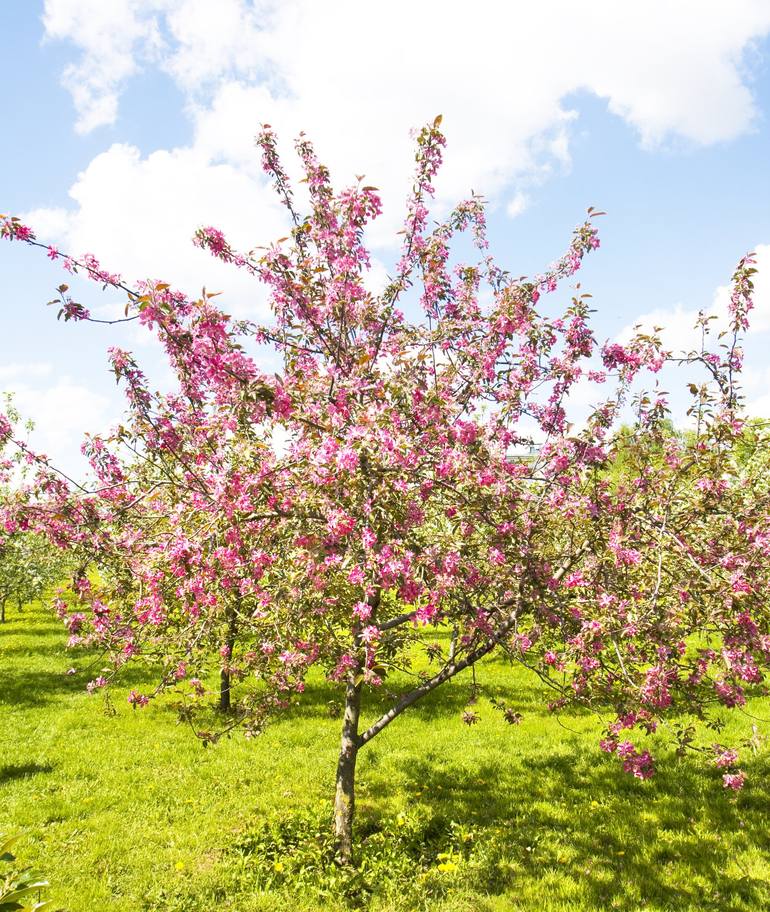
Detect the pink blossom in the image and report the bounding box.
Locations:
[623,750,654,780]
[722,771,746,791]
[348,565,366,585]
[327,509,355,538]
[713,747,739,769]
[360,625,380,644]
[488,547,506,566]
[336,447,359,471]
[353,601,372,621]
[616,740,636,759]
[86,676,107,694]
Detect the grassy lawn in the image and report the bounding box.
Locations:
[2,602,769,911]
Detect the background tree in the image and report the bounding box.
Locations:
[0,531,69,624]
[1,120,768,862]
[0,398,71,623]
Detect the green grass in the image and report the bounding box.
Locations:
[2,602,769,911]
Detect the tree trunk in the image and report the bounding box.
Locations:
[218,604,238,713]
[219,668,231,712]
[0,600,5,624]
[333,674,362,865]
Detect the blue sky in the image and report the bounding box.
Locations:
[3,1,770,476]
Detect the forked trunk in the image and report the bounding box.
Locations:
[328,595,520,862]
[333,674,362,865]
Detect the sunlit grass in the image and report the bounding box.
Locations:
[2,602,769,911]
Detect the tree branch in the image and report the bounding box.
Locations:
[378,609,418,632]
[358,600,517,746]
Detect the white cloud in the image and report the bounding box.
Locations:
[42,0,164,133]
[618,302,710,356]
[160,0,266,89]
[618,244,770,355]
[746,376,770,417]
[22,207,72,240]
[31,1,770,334]
[24,143,288,318]
[42,1,770,182]
[43,1,770,147]
[615,244,770,423]
[506,192,530,219]
[3,378,115,480]
[3,0,765,484]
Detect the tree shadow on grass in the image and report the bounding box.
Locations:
[0,642,70,660]
[0,653,161,708]
[0,668,89,708]
[0,762,54,783]
[276,668,583,731]
[0,626,65,640]
[357,746,770,911]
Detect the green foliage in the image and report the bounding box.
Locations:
[0,834,58,911]
[600,420,678,490]
[0,533,70,623]
[0,396,72,624]
[732,419,770,496]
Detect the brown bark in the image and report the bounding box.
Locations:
[219,667,231,712]
[333,674,362,864]
[218,603,238,712]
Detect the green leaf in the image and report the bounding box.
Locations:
[0,833,21,857]
[0,880,49,904]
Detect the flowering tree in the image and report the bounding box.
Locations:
[0,529,69,624]
[2,119,769,862]
[0,399,71,623]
